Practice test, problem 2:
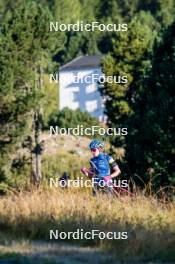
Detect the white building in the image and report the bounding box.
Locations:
[59,55,106,122]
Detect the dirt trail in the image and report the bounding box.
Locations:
[0,240,117,264]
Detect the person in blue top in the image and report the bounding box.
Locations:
[81,139,121,194]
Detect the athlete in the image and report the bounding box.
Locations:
[81,139,121,194]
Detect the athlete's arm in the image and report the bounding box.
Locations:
[109,164,121,178]
[106,157,121,179]
[87,168,95,178]
[81,167,94,177]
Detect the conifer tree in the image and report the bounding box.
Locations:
[0,1,65,187]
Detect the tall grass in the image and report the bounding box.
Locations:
[0,188,175,262]
[10,134,91,191]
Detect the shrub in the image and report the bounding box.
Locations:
[47,107,104,138]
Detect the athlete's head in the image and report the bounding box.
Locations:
[89,139,104,157]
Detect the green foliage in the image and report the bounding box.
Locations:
[54,0,175,64]
[114,0,175,27]
[125,21,175,188]
[48,107,101,133]
[53,0,81,24]
[138,0,175,27]
[102,13,175,188]
[42,75,59,127]
[0,1,65,184]
[101,12,158,129]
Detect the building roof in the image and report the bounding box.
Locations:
[60,55,103,71]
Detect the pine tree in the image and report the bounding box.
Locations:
[101,12,158,130]
[0,1,65,188]
[125,21,175,188]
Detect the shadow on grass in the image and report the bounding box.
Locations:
[0,252,58,264]
[0,215,175,263]
[0,240,117,264]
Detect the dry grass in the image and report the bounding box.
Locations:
[0,188,175,262]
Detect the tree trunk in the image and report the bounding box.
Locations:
[31,65,43,187]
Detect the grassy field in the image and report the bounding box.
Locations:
[0,188,175,263]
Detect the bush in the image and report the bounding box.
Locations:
[48,107,99,127]
[47,107,105,139]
